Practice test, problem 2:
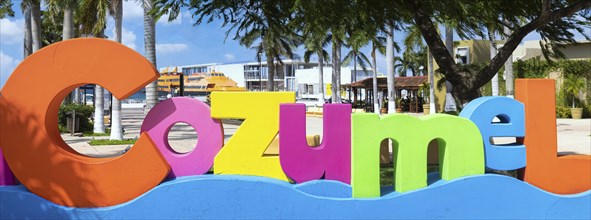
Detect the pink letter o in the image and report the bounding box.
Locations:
[141,97,223,178]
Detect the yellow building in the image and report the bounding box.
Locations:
[431,40,501,112]
[158,67,245,99]
[431,39,590,112]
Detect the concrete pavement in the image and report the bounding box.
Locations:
[63,108,590,157]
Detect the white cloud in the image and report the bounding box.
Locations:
[224,53,235,61]
[123,1,144,20]
[0,51,20,88]
[156,43,189,54]
[157,13,182,26]
[182,11,196,24]
[121,28,137,50]
[0,18,23,45]
[109,27,137,50]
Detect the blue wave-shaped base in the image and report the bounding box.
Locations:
[1,174,589,219]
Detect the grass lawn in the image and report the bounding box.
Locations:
[82,128,112,137]
[379,165,519,186]
[380,164,439,186]
[88,139,136,146]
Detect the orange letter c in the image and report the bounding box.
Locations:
[0,39,170,207]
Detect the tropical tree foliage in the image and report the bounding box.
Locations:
[301,27,331,103]
[395,46,427,76]
[0,0,14,18]
[342,31,371,79]
[399,0,591,104]
[78,0,113,134]
[67,0,591,106]
[155,0,300,91]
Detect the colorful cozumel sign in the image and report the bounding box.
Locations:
[0,39,589,219]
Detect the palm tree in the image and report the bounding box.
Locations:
[445,25,453,58]
[488,30,500,96]
[48,0,78,103]
[31,0,42,52]
[386,24,396,113]
[303,32,331,104]
[154,1,299,93]
[45,0,76,44]
[235,2,300,92]
[427,49,435,114]
[78,0,124,139]
[79,0,110,134]
[403,23,436,113]
[443,24,457,112]
[293,0,348,103]
[21,1,33,58]
[144,0,158,113]
[62,1,75,41]
[369,34,387,113]
[503,23,514,98]
[110,0,124,140]
[331,30,345,103]
[342,30,371,106]
[64,0,78,104]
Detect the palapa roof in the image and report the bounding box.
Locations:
[346,76,428,90]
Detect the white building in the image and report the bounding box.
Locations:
[513,40,591,61]
[295,67,376,100]
[162,59,318,91]
[160,60,376,100]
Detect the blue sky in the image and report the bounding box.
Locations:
[1,1,588,89]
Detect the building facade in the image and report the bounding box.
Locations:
[295,67,376,100]
[161,60,376,100]
[432,39,591,112]
[164,60,319,92]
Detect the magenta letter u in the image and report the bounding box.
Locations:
[279,104,351,184]
[0,149,15,186]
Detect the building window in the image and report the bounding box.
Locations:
[307,84,314,94]
[455,47,469,64]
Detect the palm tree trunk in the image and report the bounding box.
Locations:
[386,25,396,113]
[444,25,456,112]
[94,85,106,133]
[331,37,341,103]
[63,6,74,40]
[63,4,80,104]
[144,0,158,113]
[445,26,453,53]
[266,51,275,91]
[110,0,124,140]
[372,44,379,114]
[93,29,106,133]
[351,51,356,102]
[504,24,514,98]
[23,2,32,57]
[31,2,41,52]
[490,40,499,96]
[428,49,435,114]
[317,51,325,104]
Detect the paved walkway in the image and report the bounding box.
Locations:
[63,108,591,157]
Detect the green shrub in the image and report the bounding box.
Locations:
[514,56,552,79]
[58,124,68,133]
[556,105,571,118]
[58,103,94,133]
[583,104,591,119]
